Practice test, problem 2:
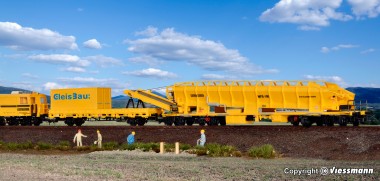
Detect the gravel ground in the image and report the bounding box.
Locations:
[0,150,378,181]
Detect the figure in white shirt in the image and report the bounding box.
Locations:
[73,129,87,147]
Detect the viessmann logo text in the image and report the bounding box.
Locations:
[53,93,91,100]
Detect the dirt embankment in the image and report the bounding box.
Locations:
[0,126,379,160]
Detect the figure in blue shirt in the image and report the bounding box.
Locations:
[197,129,206,147]
[127,131,135,145]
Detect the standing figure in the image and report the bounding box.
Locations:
[127,131,135,145]
[197,129,206,147]
[73,129,87,147]
[94,129,102,148]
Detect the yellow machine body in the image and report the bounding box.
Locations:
[0,91,48,117]
[159,80,359,124]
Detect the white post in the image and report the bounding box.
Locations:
[160,142,165,154]
[175,142,180,154]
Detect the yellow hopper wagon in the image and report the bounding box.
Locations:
[0,91,48,126]
[125,80,367,127]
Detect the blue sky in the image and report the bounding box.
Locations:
[0,0,379,95]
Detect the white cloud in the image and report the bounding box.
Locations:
[43,82,64,90]
[201,74,232,80]
[321,46,330,53]
[28,54,90,67]
[320,44,359,53]
[135,26,158,36]
[11,81,42,92]
[348,0,380,18]
[260,0,352,30]
[0,22,78,50]
[57,77,126,89]
[83,39,102,49]
[298,25,321,31]
[62,67,86,73]
[360,48,375,54]
[126,27,277,75]
[304,75,347,87]
[84,55,123,67]
[128,55,163,66]
[124,68,177,79]
[21,73,39,79]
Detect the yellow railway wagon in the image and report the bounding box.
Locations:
[168,80,367,126]
[50,87,162,126]
[0,91,48,126]
[145,80,366,126]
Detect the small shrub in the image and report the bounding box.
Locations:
[89,145,103,151]
[6,142,19,151]
[135,142,159,152]
[76,146,91,151]
[0,141,5,149]
[206,143,238,157]
[248,144,276,159]
[231,151,242,157]
[193,146,208,156]
[18,141,34,150]
[164,143,175,152]
[103,141,119,150]
[36,142,53,150]
[149,143,160,153]
[56,141,71,151]
[179,143,192,151]
[120,143,136,151]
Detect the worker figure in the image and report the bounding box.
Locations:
[73,129,87,147]
[94,129,102,148]
[197,129,206,147]
[127,131,135,145]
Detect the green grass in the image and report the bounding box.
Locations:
[205,143,239,157]
[120,143,136,151]
[248,144,276,159]
[56,141,71,151]
[103,141,119,150]
[0,140,251,158]
[36,142,53,150]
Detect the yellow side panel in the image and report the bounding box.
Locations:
[50,87,111,111]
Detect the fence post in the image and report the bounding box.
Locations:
[175,142,180,154]
[160,142,165,154]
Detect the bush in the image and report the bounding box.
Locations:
[56,141,71,151]
[164,143,175,152]
[0,141,4,149]
[103,141,119,150]
[248,144,276,159]
[36,142,53,150]
[231,151,242,157]
[120,143,136,151]
[193,146,208,156]
[179,143,192,151]
[89,145,103,151]
[76,146,91,151]
[205,143,238,157]
[6,142,19,151]
[135,142,159,152]
[18,141,34,150]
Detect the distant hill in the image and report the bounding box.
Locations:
[346,87,380,103]
[0,86,29,94]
